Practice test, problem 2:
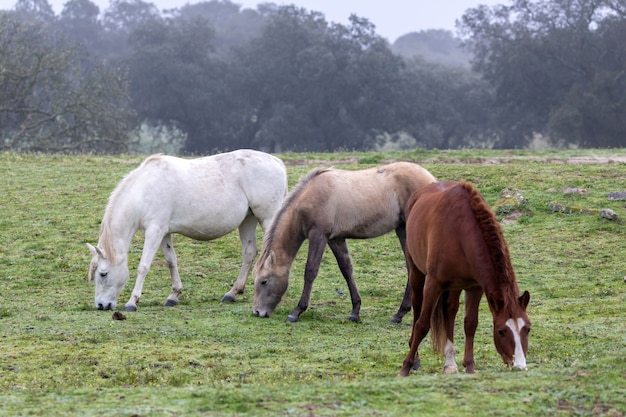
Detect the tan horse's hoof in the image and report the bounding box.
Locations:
[221,294,236,302]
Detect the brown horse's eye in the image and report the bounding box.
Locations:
[260,279,268,286]
[498,329,506,337]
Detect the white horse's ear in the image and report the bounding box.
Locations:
[87,243,106,259]
[264,250,276,269]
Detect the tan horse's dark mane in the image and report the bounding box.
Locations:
[461,182,520,309]
[261,167,330,255]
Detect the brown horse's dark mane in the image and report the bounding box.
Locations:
[461,182,520,307]
[260,167,330,256]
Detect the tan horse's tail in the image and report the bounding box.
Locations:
[430,291,450,355]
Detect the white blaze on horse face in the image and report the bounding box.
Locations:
[505,318,527,370]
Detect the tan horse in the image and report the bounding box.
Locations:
[252,162,436,322]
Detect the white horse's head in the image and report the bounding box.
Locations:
[87,243,129,310]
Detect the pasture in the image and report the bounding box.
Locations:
[0,149,625,416]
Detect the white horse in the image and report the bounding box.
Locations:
[87,149,288,311]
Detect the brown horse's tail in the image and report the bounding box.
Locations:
[430,291,450,355]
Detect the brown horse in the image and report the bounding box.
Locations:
[399,181,531,376]
[252,162,436,322]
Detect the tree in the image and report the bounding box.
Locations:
[0,14,134,153]
[392,57,496,149]
[125,14,237,153]
[13,0,54,21]
[174,0,266,56]
[391,29,472,68]
[232,7,404,152]
[101,0,161,60]
[57,0,105,56]
[459,0,626,148]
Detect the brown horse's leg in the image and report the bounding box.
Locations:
[443,290,461,374]
[328,239,361,322]
[286,229,326,322]
[391,225,411,323]
[462,287,483,374]
[399,265,428,376]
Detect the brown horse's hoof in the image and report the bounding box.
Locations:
[285,315,299,323]
[412,359,421,372]
[444,365,459,374]
[348,315,360,322]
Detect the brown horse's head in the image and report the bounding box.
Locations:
[253,250,290,318]
[488,290,531,370]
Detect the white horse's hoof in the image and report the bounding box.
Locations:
[163,299,178,307]
[124,304,137,312]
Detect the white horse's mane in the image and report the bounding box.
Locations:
[98,155,164,263]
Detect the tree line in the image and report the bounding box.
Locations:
[0,0,624,154]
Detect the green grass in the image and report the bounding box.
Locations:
[0,150,625,416]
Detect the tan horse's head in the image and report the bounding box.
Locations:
[252,250,290,318]
[488,291,531,370]
[87,243,129,311]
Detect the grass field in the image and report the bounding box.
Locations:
[0,149,625,416]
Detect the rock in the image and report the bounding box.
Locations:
[608,191,626,201]
[498,187,528,205]
[563,187,588,195]
[600,208,617,220]
[494,187,527,216]
[548,203,598,215]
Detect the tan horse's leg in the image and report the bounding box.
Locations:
[463,287,483,374]
[222,214,259,302]
[391,225,412,323]
[161,234,182,307]
[124,227,166,311]
[328,239,361,322]
[286,229,327,322]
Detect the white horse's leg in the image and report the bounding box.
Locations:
[221,214,259,302]
[161,234,183,307]
[124,227,165,311]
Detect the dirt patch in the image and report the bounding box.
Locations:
[555,156,626,164]
[283,155,626,166]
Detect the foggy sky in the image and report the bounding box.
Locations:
[0,0,504,41]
